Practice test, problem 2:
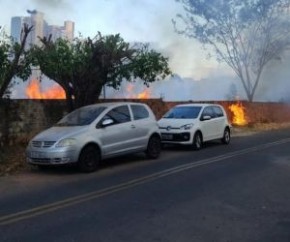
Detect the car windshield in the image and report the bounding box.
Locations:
[56,106,107,126]
[163,106,202,119]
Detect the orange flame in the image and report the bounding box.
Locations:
[137,89,151,99]
[229,102,248,126]
[126,84,151,99]
[25,80,66,99]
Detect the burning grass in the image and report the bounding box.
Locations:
[228,101,248,126]
[25,79,66,99]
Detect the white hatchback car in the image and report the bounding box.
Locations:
[26,102,161,172]
[158,103,231,149]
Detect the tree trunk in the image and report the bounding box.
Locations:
[248,93,254,102]
[0,70,14,98]
[65,92,74,113]
[74,85,103,110]
[0,99,10,147]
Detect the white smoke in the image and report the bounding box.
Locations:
[6,0,290,102]
[255,51,290,102]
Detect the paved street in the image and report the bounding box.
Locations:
[1,128,290,242]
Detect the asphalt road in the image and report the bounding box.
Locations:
[1,128,290,242]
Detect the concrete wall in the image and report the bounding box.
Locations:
[1,99,290,147]
[0,100,67,146]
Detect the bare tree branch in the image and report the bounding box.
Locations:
[174,0,290,101]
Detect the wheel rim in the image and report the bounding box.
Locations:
[195,134,201,148]
[224,130,230,143]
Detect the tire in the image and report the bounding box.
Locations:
[78,145,100,173]
[192,132,203,150]
[146,135,161,159]
[221,127,231,145]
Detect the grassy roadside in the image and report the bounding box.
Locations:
[0,144,28,176]
[1,122,290,176]
[232,122,290,136]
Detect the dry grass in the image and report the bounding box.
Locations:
[1,122,290,176]
[232,122,290,136]
[0,145,28,176]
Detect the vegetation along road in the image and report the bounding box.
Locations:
[1,128,290,242]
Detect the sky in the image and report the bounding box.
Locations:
[0,0,290,101]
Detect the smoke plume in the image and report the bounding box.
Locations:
[31,0,69,8]
[7,0,290,102]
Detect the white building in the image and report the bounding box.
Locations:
[10,16,30,43]
[11,10,75,47]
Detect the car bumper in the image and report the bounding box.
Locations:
[160,132,192,145]
[26,147,79,165]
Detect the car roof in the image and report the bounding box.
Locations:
[80,102,147,109]
[175,103,222,108]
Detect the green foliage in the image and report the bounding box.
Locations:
[130,45,171,87]
[31,32,171,110]
[0,27,11,87]
[0,25,33,98]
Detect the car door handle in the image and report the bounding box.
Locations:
[131,125,136,129]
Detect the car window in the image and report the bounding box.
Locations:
[56,106,107,126]
[213,106,224,117]
[103,105,131,124]
[202,107,215,118]
[163,106,202,119]
[131,104,149,120]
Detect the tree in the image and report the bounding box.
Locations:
[0,24,33,98]
[226,83,238,101]
[174,0,290,101]
[30,33,171,111]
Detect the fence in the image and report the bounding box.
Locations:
[1,99,290,147]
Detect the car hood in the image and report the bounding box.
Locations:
[158,118,197,129]
[32,126,89,141]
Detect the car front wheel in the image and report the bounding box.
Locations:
[78,145,100,173]
[192,132,203,150]
[221,128,231,144]
[146,135,161,159]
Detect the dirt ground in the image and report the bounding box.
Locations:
[1,122,290,176]
[0,144,27,176]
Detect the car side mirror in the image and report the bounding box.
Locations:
[101,118,114,127]
[201,115,211,121]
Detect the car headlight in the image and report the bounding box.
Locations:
[180,124,193,130]
[56,138,76,147]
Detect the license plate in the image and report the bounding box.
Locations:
[162,134,173,140]
[30,151,43,158]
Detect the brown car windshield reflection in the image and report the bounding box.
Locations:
[56,106,107,126]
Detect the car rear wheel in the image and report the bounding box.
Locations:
[78,145,100,173]
[146,135,161,159]
[192,132,203,150]
[221,127,231,144]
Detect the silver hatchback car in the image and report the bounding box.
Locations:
[26,102,161,172]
